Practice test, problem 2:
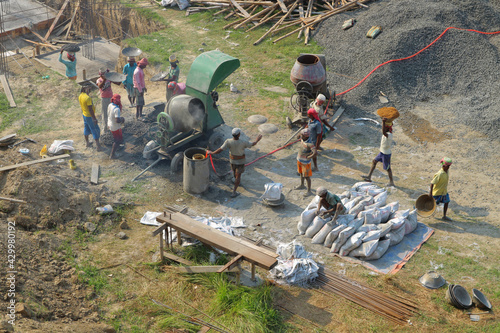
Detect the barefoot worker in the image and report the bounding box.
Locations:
[316,187,345,223]
[122,57,137,108]
[78,84,102,151]
[133,58,148,120]
[58,48,77,80]
[108,94,125,159]
[207,128,262,198]
[362,107,399,187]
[429,157,453,221]
[310,94,335,150]
[293,128,317,197]
[306,108,322,171]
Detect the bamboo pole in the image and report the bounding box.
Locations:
[233,3,278,29]
[245,9,281,32]
[253,0,300,45]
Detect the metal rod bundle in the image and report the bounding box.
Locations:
[313,268,418,325]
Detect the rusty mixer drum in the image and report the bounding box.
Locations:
[290,54,326,93]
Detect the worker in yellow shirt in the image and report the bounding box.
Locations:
[429,157,452,221]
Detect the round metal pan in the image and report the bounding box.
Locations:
[151,72,169,82]
[62,44,81,53]
[105,72,127,83]
[122,47,142,57]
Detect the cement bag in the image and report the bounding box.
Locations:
[362,230,381,242]
[357,208,375,219]
[324,224,347,247]
[388,216,406,230]
[379,205,393,223]
[379,222,393,238]
[364,209,382,225]
[404,210,418,235]
[305,216,330,238]
[306,195,321,211]
[351,181,372,191]
[340,191,350,200]
[298,209,316,235]
[341,197,349,205]
[349,239,379,257]
[391,209,410,220]
[339,232,366,256]
[364,201,385,211]
[386,201,400,214]
[312,222,335,244]
[330,227,355,253]
[336,214,355,225]
[358,224,379,233]
[359,196,374,207]
[349,197,372,216]
[373,191,388,205]
[348,217,364,232]
[385,226,405,246]
[344,196,363,212]
[365,239,390,260]
[349,191,366,198]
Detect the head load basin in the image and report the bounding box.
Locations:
[167,95,206,132]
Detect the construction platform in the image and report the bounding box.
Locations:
[34,37,121,84]
[1,0,57,37]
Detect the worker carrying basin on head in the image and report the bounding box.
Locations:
[160,54,186,101]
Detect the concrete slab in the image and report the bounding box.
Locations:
[1,0,57,36]
[34,37,121,84]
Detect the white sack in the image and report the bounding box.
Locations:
[364,209,382,225]
[348,217,364,232]
[386,201,400,214]
[379,222,393,238]
[341,197,349,205]
[365,188,386,196]
[388,216,406,230]
[364,201,385,211]
[365,239,391,260]
[357,208,375,219]
[379,205,393,223]
[305,216,330,238]
[404,210,418,235]
[298,209,317,235]
[339,231,366,256]
[306,196,321,211]
[344,196,363,212]
[351,181,372,191]
[331,226,355,253]
[349,239,379,257]
[340,191,350,199]
[391,209,410,220]
[385,226,405,246]
[373,191,388,205]
[311,221,335,244]
[349,191,366,198]
[324,224,347,247]
[358,224,379,233]
[336,214,355,225]
[362,230,381,242]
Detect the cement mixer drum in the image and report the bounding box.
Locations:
[166,94,206,132]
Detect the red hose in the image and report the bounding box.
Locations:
[209,139,301,176]
[337,27,500,96]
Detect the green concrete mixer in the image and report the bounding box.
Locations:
[134,51,240,181]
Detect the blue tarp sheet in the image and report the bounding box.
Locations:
[339,222,434,274]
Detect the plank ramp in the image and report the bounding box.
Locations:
[156,212,278,270]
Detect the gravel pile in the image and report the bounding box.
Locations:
[314,0,500,140]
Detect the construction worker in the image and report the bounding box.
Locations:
[122,57,137,108]
[294,128,317,197]
[78,84,102,151]
[133,58,148,120]
[310,94,335,150]
[96,68,113,131]
[316,187,345,222]
[163,54,180,101]
[207,128,262,198]
[58,49,77,80]
[429,157,453,221]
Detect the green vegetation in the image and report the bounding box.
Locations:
[127,32,186,68]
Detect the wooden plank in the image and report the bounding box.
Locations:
[229,0,250,18]
[253,0,300,45]
[65,0,81,40]
[157,213,278,270]
[0,75,16,108]
[276,0,289,13]
[0,134,16,142]
[91,163,100,184]
[167,265,241,273]
[331,106,345,125]
[217,254,243,272]
[0,154,70,172]
[45,0,71,40]
[162,252,194,266]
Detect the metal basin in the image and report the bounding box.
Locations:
[452,285,472,309]
[122,47,142,57]
[419,271,446,289]
[472,288,492,310]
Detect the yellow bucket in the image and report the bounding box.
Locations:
[416,194,436,218]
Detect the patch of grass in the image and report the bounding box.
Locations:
[126,32,185,68]
[78,262,109,295]
[121,181,145,194]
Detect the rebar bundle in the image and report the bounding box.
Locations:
[80,0,95,60]
[314,268,418,325]
[0,0,9,78]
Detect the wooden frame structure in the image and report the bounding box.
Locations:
[152,211,279,283]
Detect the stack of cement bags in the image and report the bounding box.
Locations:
[297,182,419,260]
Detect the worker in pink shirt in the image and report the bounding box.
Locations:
[133,58,148,120]
[96,68,113,131]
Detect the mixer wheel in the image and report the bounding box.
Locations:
[170,152,183,175]
[290,92,310,112]
[208,132,225,151]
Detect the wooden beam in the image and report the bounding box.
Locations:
[65,0,81,40]
[217,254,243,272]
[45,0,71,40]
[0,75,16,108]
[0,197,27,204]
[253,0,300,45]
[0,154,70,172]
[0,134,16,143]
[276,0,289,13]
[157,213,278,270]
[234,3,278,30]
[91,163,100,184]
[330,106,345,125]
[162,252,194,266]
[229,0,250,18]
[167,265,241,273]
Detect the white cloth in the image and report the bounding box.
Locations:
[380,133,393,155]
[107,103,121,132]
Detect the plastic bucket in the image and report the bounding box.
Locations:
[183,147,209,194]
[416,194,436,218]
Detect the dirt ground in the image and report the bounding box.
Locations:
[1,2,499,332]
